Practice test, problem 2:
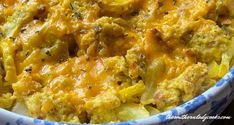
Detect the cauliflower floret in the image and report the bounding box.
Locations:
[125,46,145,79]
[167,63,208,101]
[78,17,127,57]
[25,91,82,123]
[13,73,42,97]
[188,20,230,63]
[84,90,121,123]
[154,63,208,110]
[95,17,125,37]
[103,56,127,74]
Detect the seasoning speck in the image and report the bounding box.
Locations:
[45,50,52,56]
[25,66,32,73]
[117,81,122,85]
[87,84,92,89]
[9,37,16,41]
[25,52,30,57]
[74,12,82,19]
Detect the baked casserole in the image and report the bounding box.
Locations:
[0,0,234,124]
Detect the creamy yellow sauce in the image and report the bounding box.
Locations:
[0,0,234,124]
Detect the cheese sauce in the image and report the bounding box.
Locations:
[0,0,234,124]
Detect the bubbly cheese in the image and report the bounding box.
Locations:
[0,0,233,124]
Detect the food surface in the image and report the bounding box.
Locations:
[0,0,234,124]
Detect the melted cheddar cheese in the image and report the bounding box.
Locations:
[0,0,234,124]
